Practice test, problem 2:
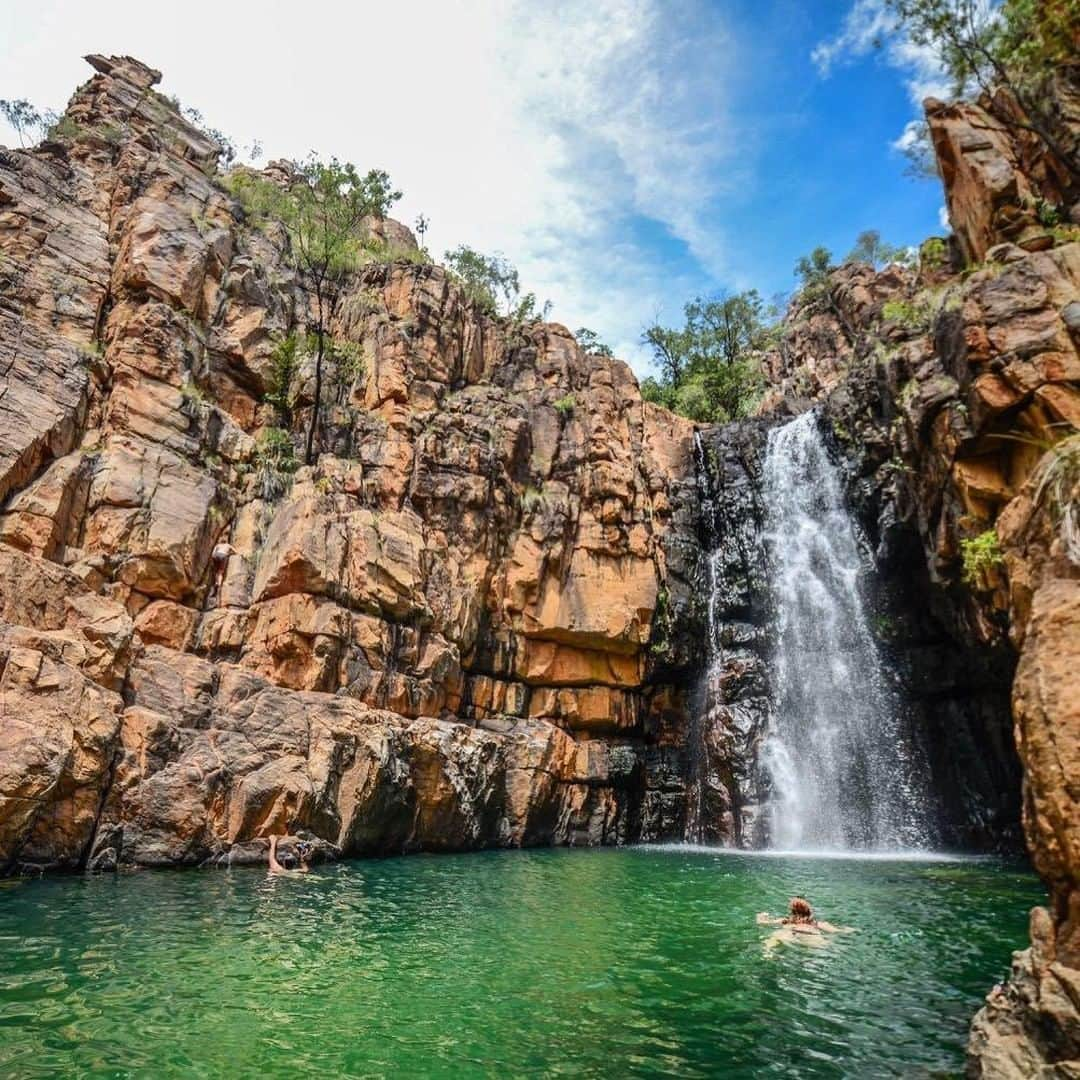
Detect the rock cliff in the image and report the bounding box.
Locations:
[0,56,714,871]
[757,81,1080,1077]
[2,52,1079,1077]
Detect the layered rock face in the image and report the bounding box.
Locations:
[0,56,711,871]
[684,422,772,846]
[759,84,1080,1077]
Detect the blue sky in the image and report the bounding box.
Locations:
[0,0,948,375]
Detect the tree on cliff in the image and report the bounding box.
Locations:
[227,157,401,464]
[639,291,774,422]
[845,230,910,269]
[443,245,550,322]
[886,0,1080,182]
[575,328,614,357]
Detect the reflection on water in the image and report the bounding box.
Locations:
[0,847,1041,1078]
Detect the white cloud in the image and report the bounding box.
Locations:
[0,0,745,376]
[812,0,950,126]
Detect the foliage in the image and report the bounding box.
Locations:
[649,586,675,660]
[553,393,576,416]
[575,327,614,358]
[0,99,41,146]
[882,297,934,330]
[440,245,550,323]
[845,230,909,269]
[920,236,949,270]
[443,245,519,316]
[181,106,239,166]
[414,213,429,251]
[639,290,773,422]
[47,116,82,143]
[331,338,366,386]
[254,426,299,500]
[1033,198,1062,227]
[265,333,302,421]
[227,157,401,463]
[885,0,1080,181]
[1032,432,1080,564]
[793,246,835,304]
[520,486,544,513]
[960,528,1004,585]
[180,380,209,407]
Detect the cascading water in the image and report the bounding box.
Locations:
[761,411,933,851]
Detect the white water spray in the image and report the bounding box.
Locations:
[761,412,932,850]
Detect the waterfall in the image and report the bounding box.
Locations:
[761,412,932,851]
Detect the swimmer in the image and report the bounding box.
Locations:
[757,896,854,951]
[268,834,313,875]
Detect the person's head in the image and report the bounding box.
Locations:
[788,896,813,923]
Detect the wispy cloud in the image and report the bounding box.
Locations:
[0,0,749,376]
[812,0,950,108]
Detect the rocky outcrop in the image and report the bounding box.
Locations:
[0,56,709,871]
[759,81,1080,1077]
[684,422,772,846]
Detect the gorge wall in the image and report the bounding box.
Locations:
[1,52,1078,1079]
[753,81,1080,1077]
[0,56,719,871]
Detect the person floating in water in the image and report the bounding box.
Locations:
[267,834,313,875]
[757,896,854,950]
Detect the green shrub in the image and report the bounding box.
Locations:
[520,486,544,512]
[180,380,209,407]
[255,426,298,500]
[920,237,948,271]
[882,298,933,331]
[47,116,81,142]
[960,529,1004,586]
[553,394,576,417]
[265,334,301,421]
[1034,198,1062,228]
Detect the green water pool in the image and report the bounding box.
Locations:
[0,846,1042,1078]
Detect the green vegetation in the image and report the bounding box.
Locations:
[886,0,1080,183]
[0,99,41,146]
[553,394,576,417]
[845,230,911,269]
[264,333,302,422]
[1,99,129,150]
[794,246,835,304]
[1032,432,1080,564]
[45,115,81,143]
[649,586,675,660]
[180,380,209,408]
[443,245,548,321]
[639,290,774,423]
[920,237,949,271]
[442,245,518,315]
[226,157,401,464]
[575,327,614,358]
[960,529,1004,586]
[254,426,299,500]
[882,297,934,331]
[520,486,544,513]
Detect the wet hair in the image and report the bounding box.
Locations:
[788,896,814,923]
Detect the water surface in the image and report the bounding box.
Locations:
[0,847,1041,1078]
